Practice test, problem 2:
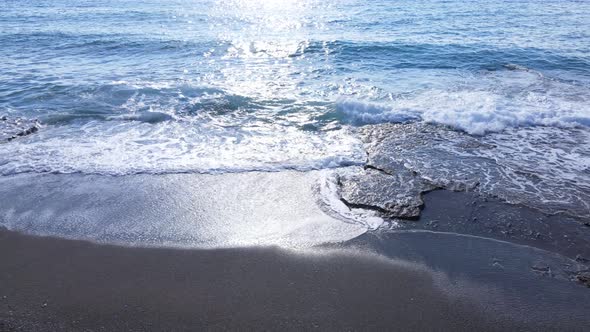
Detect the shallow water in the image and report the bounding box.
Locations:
[1,0,590,219]
[0,171,369,248]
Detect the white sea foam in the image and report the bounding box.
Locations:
[336,70,590,135]
[314,169,386,230]
[337,90,590,135]
[0,119,365,176]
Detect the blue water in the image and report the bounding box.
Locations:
[1,0,590,175]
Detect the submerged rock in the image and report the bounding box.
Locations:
[0,116,40,142]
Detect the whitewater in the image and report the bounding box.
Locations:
[1,0,589,213]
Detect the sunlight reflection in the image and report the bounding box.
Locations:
[206,0,326,100]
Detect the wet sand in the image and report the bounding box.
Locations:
[3,225,590,331]
[0,227,533,332]
[0,172,366,248]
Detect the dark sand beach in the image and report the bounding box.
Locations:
[1,173,589,331]
[0,228,494,331]
[1,227,583,332]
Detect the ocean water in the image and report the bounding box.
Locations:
[1,0,590,216]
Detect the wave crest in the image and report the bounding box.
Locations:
[336,88,590,135]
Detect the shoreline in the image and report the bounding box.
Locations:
[1,171,589,331]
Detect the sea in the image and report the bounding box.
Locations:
[1,0,590,219]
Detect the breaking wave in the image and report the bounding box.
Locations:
[0,119,365,176]
[336,90,590,135]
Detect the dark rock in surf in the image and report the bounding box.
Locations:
[1,116,41,142]
[576,272,590,287]
[339,166,436,219]
[344,122,590,223]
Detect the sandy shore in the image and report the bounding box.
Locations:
[3,227,590,331]
[1,172,590,331]
[0,228,501,331]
